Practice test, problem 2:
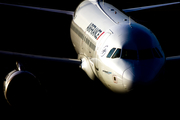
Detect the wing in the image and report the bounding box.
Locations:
[166,56,180,62]
[0,50,81,65]
[123,2,180,13]
[0,2,79,69]
[0,2,74,15]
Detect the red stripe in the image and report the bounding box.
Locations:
[97,32,105,40]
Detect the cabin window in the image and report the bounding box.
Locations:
[107,48,116,58]
[112,49,121,58]
[121,49,138,60]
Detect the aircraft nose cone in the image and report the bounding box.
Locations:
[122,68,136,90]
[123,67,153,91]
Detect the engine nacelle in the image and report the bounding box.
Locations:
[80,57,95,80]
[4,69,43,106]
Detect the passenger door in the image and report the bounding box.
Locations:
[95,32,111,73]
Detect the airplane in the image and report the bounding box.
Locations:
[0,0,180,105]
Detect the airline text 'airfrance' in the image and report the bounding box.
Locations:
[86,23,103,40]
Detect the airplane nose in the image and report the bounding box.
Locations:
[122,67,153,91]
[122,68,136,90]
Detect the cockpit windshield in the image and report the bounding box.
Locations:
[121,49,137,60]
[106,47,163,60]
[107,48,116,58]
[112,49,121,58]
[138,49,153,60]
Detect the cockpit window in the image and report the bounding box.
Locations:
[107,48,116,58]
[112,49,121,58]
[152,47,163,58]
[155,47,163,58]
[138,49,154,60]
[121,49,138,60]
[153,48,160,58]
[106,47,163,60]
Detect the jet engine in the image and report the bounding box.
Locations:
[3,62,44,107]
[80,57,95,80]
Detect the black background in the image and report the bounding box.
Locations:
[0,0,180,119]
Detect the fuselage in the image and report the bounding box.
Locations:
[70,0,165,93]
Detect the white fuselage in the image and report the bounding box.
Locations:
[70,0,165,93]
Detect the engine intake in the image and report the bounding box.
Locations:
[4,69,44,107]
